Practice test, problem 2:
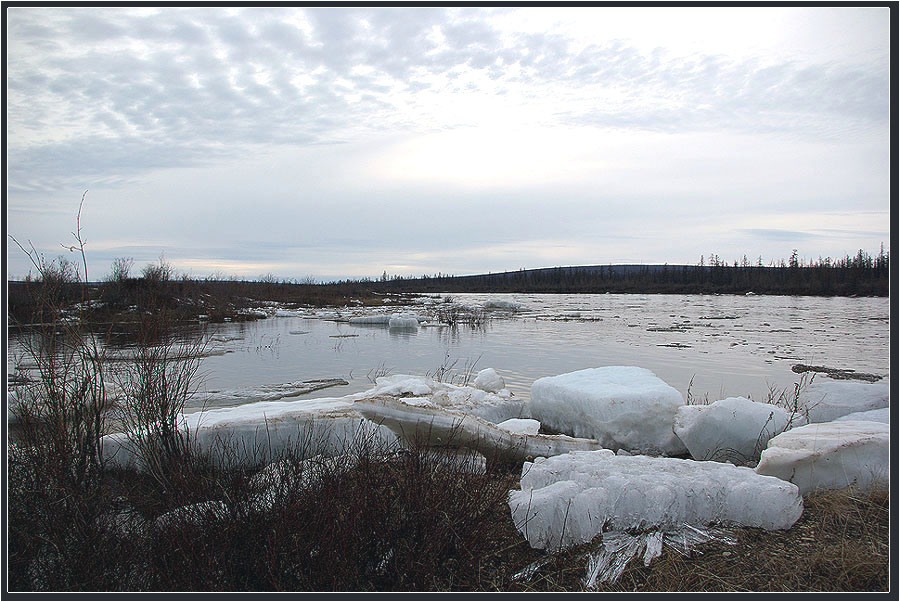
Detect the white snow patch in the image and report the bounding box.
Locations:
[673,397,790,463]
[509,449,802,551]
[755,420,890,494]
[530,366,687,455]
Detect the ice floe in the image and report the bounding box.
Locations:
[349,314,392,324]
[509,449,803,551]
[530,366,687,455]
[482,300,521,311]
[755,420,890,494]
[673,397,790,463]
[388,313,419,329]
[203,379,348,405]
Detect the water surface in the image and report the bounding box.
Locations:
[173,293,890,412]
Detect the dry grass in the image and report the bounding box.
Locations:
[505,487,890,593]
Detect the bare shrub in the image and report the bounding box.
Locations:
[8,193,113,590]
[142,254,175,282]
[108,257,134,283]
[112,313,208,492]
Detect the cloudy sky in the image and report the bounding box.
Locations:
[5,6,892,281]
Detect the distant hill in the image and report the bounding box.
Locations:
[372,256,890,297]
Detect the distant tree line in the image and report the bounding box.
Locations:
[371,248,890,296]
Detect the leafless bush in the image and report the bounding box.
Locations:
[8,193,114,590]
[764,372,816,428]
[142,254,175,282]
[108,257,134,283]
[112,315,209,491]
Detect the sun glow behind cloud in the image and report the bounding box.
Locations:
[368,125,609,189]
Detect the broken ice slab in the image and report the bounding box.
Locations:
[102,397,399,470]
[353,395,605,464]
[755,420,890,494]
[530,366,687,456]
[356,373,527,424]
[582,525,738,588]
[509,449,802,551]
[673,397,791,463]
[796,379,890,423]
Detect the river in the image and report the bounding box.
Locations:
[138,292,890,413]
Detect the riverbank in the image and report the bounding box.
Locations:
[7,439,889,592]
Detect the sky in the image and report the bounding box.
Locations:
[5,6,893,282]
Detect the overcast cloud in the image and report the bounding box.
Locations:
[5,6,892,280]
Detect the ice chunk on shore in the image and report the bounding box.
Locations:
[354,396,604,464]
[755,420,890,494]
[509,450,802,550]
[673,397,790,463]
[356,374,527,423]
[836,408,890,423]
[474,368,506,393]
[102,397,399,470]
[497,418,541,435]
[797,380,890,423]
[530,367,687,455]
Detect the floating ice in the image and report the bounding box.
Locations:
[354,396,604,464]
[509,450,802,551]
[797,380,890,423]
[836,408,890,423]
[349,314,392,324]
[474,368,505,393]
[673,397,790,463]
[388,313,419,328]
[530,366,687,455]
[755,420,890,494]
[483,300,521,311]
[203,379,348,405]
